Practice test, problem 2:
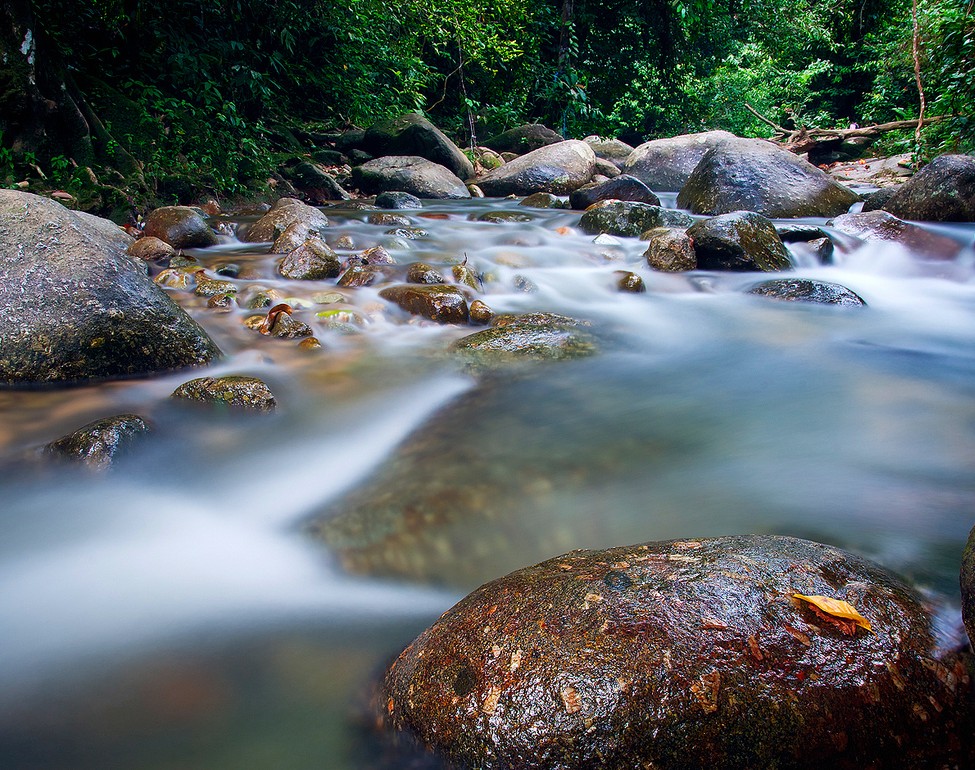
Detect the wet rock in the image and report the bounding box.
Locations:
[128,236,175,262]
[171,375,277,412]
[0,191,220,384]
[866,154,975,222]
[468,184,486,198]
[44,414,150,470]
[829,210,963,260]
[242,198,330,243]
[746,279,867,306]
[381,535,974,770]
[352,156,471,199]
[473,146,505,170]
[194,273,237,297]
[406,262,446,284]
[337,265,389,288]
[364,112,475,181]
[469,299,493,324]
[643,228,697,272]
[244,305,313,338]
[359,245,397,265]
[519,192,566,209]
[477,141,596,197]
[278,237,342,280]
[579,200,693,237]
[483,124,564,155]
[375,191,423,210]
[616,271,646,292]
[569,175,660,210]
[271,221,317,254]
[584,136,635,169]
[476,211,534,223]
[379,285,470,323]
[143,205,218,249]
[687,211,791,272]
[622,130,737,191]
[453,321,598,367]
[593,158,621,179]
[452,262,481,290]
[386,226,428,240]
[962,525,975,648]
[368,212,413,227]
[677,137,859,218]
[281,160,351,203]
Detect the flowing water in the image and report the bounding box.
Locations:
[1,196,974,768]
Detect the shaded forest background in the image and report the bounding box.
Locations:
[0,0,972,212]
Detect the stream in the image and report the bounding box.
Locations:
[1,195,974,768]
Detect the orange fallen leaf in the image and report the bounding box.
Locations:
[793,594,872,632]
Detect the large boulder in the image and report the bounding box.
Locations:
[0,191,220,385]
[864,154,975,222]
[829,210,964,260]
[483,124,564,155]
[579,200,693,237]
[622,130,737,192]
[687,211,791,272]
[352,156,471,199]
[381,535,974,770]
[584,136,635,169]
[477,141,595,197]
[677,137,859,218]
[281,160,352,204]
[241,198,330,244]
[364,112,475,181]
[569,175,660,210]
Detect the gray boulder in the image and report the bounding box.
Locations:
[687,211,791,271]
[569,175,660,210]
[483,124,563,155]
[352,156,471,199]
[364,112,475,181]
[579,200,693,237]
[0,191,220,384]
[381,535,973,769]
[477,141,596,197]
[865,154,975,222]
[584,135,635,169]
[622,130,737,191]
[143,205,218,248]
[677,137,859,218]
[242,198,330,244]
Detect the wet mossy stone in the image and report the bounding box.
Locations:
[379,284,470,324]
[746,279,867,306]
[242,198,330,243]
[44,414,150,470]
[364,112,475,181]
[519,192,566,209]
[381,535,974,770]
[579,200,693,237]
[453,322,597,368]
[171,375,277,412]
[569,175,660,210]
[643,227,697,272]
[278,237,342,280]
[482,124,564,155]
[687,211,792,272]
[677,137,859,218]
[0,191,221,385]
[143,205,218,249]
[352,156,471,200]
[962,524,975,648]
[476,141,596,197]
[583,136,635,169]
[868,154,975,222]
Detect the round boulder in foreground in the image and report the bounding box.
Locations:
[381,535,973,769]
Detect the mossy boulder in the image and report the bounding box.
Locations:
[687,211,792,272]
[44,414,150,470]
[579,200,693,237]
[170,375,277,411]
[364,112,475,181]
[381,535,974,770]
[143,205,218,249]
[453,321,597,368]
[677,137,859,218]
[483,124,564,155]
[865,154,975,222]
[622,130,737,192]
[0,191,220,384]
[583,136,635,169]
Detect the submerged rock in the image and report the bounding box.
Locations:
[677,137,859,218]
[381,535,973,770]
[44,414,150,470]
[687,211,791,272]
[453,321,597,368]
[143,205,218,249]
[171,375,277,411]
[477,141,595,197]
[0,191,220,384]
[746,279,867,306]
[866,154,975,222]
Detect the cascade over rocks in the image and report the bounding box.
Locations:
[569,175,660,210]
[364,113,475,181]
[687,211,792,272]
[476,141,596,197]
[863,154,975,222]
[352,156,471,200]
[0,191,220,384]
[482,124,564,155]
[380,535,974,770]
[622,130,737,191]
[677,137,859,218]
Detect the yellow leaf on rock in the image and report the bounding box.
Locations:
[793,594,872,632]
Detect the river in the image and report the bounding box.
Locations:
[1,195,973,768]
